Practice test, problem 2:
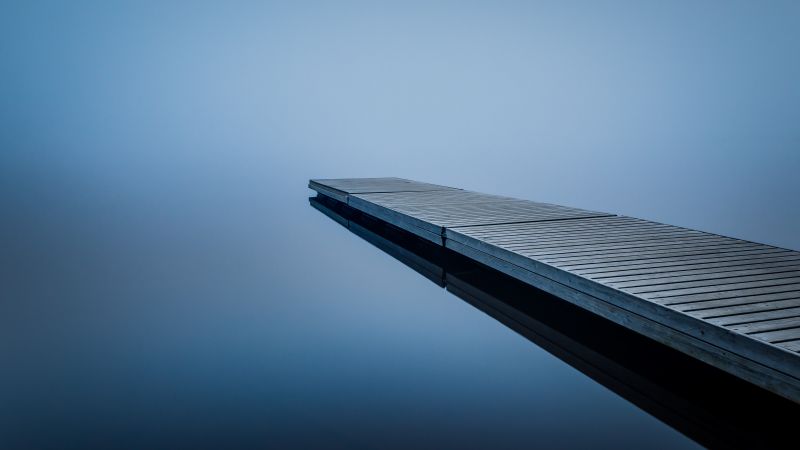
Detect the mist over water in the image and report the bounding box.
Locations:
[2,1,798,448]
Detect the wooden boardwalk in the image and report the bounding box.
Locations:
[309,177,800,402]
[309,195,798,448]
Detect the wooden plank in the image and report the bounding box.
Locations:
[450,215,645,233]
[580,256,800,280]
[676,292,800,312]
[409,209,610,227]
[355,190,515,206]
[454,220,670,239]
[308,182,349,203]
[559,249,791,271]
[471,217,697,236]
[602,265,800,286]
[750,327,800,344]
[477,236,752,253]
[631,277,800,296]
[651,284,800,304]
[619,272,800,295]
[611,268,800,288]
[697,300,800,319]
[539,244,775,265]
[518,238,752,259]
[778,340,800,352]
[485,229,711,247]
[705,307,800,326]
[728,317,800,334]
[349,194,612,236]
[309,178,458,203]
[310,177,456,194]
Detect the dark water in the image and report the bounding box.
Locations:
[4,181,707,449]
[4,173,796,449]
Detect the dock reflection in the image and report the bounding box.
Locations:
[309,194,798,449]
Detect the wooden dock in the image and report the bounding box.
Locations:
[309,194,798,448]
[308,177,800,403]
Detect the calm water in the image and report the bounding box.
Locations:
[4,172,796,448]
[4,2,800,448]
[2,178,702,449]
